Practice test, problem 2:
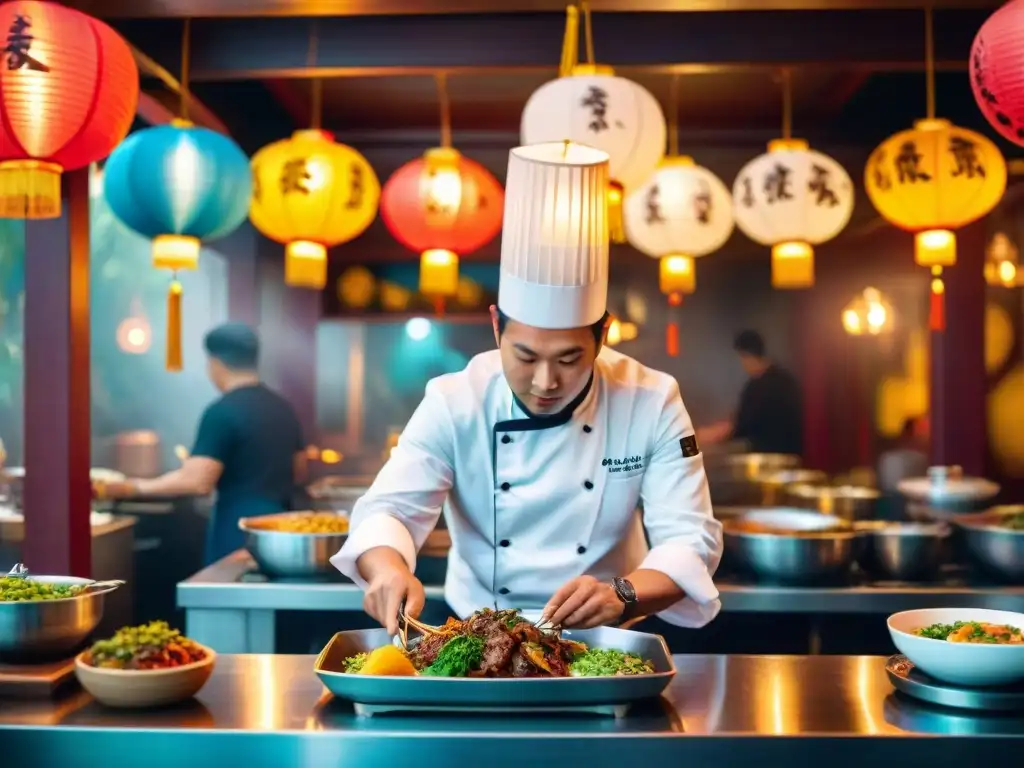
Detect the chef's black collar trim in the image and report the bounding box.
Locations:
[496,374,593,434]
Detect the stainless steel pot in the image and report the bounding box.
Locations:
[898,465,1000,521]
[854,521,949,581]
[954,506,1024,583]
[723,508,861,584]
[0,576,121,661]
[786,483,880,521]
[755,469,829,506]
[705,453,802,505]
[239,512,349,579]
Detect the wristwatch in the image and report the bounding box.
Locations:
[611,577,642,622]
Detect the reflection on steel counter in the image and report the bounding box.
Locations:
[178,549,1024,655]
[1,655,1022,764]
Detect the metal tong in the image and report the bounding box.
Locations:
[5,564,123,593]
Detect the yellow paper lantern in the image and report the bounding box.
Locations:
[864,119,1006,268]
[250,130,380,290]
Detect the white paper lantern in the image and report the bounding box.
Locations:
[732,139,853,288]
[625,156,734,291]
[521,65,666,242]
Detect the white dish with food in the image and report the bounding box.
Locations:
[887,608,1024,687]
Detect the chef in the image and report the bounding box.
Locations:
[332,142,722,634]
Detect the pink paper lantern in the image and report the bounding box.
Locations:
[971,0,1024,146]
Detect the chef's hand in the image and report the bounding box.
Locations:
[543,575,624,629]
[359,548,425,636]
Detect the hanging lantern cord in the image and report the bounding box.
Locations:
[559,5,579,77]
[581,2,595,65]
[436,72,452,148]
[924,5,936,120]
[668,74,680,157]
[307,21,322,130]
[779,67,792,140]
[179,19,191,121]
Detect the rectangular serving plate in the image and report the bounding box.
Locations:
[314,626,676,714]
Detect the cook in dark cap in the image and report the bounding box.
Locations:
[95,322,307,564]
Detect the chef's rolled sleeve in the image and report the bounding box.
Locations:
[330,380,455,587]
[639,379,723,628]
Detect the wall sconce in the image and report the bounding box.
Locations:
[842,287,894,337]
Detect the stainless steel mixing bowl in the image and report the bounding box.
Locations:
[954,506,1024,583]
[0,576,120,661]
[239,511,349,578]
[723,508,861,584]
[855,521,949,581]
[786,483,880,521]
[705,452,802,505]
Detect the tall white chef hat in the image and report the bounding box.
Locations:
[498,141,611,330]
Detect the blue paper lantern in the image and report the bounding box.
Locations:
[103,120,252,273]
[102,120,251,371]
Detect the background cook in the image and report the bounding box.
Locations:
[332,142,722,634]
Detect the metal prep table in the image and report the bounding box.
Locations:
[2,654,1022,767]
[178,550,1024,654]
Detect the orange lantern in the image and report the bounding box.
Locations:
[380,148,503,301]
[0,1,138,218]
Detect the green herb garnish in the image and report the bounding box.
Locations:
[915,621,1022,643]
[569,648,654,677]
[343,652,368,673]
[422,635,485,677]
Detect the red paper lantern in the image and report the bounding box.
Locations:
[380,148,503,297]
[971,0,1024,147]
[0,1,139,218]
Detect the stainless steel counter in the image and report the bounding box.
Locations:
[178,551,1024,653]
[1,654,1021,767]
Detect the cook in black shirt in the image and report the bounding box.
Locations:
[699,330,804,456]
[94,323,307,564]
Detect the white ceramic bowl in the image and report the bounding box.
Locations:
[887,608,1024,687]
[75,644,216,708]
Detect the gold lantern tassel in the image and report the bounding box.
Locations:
[166,279,183,372]
[608,181,625,243]
[559,5,579,77]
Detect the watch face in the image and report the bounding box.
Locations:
[614,577,638,604]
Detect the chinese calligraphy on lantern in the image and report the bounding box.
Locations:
[581,86,609,133]
[345,162,364,209]
[252,166,263,203]
[644,185,664,225]
[280,158,312,195]
[895,141,931,183]
[808,165,838,207]
[872,134,992,193]
[763,164,793,204]
[949,136,986,178]
[693,182,712,223]
[4,15,49,72]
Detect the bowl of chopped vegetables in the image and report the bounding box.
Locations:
[0,574,121,662]
[75,621,215,708]
[888,608,1024,687]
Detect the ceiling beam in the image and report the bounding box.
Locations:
[114,10,986,82]
[130,45,231,134]
[66,0,1002,19]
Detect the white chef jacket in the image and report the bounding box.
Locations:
[331,346,723,628]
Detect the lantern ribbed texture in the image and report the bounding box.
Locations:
[380,150,503,257]
[971,0,1024,147]
[0,0,138,218]
[380,148,503,298]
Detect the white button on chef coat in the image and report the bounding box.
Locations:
[331,346,723,628]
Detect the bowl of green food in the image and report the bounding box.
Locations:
[0,573,123,662]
